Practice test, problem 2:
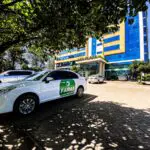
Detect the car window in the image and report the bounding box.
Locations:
[19,71,33,75]
[65,71,78,79]
[25,71,48,81]
[47,71,62,80]
[8,71,32,76]
[47,71,78,80]
[8,71,20,76]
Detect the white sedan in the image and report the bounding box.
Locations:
[0,70,86,115]
[88,74,105,84]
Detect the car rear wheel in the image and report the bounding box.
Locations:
[14,94,39,115]
[76,86,84,98]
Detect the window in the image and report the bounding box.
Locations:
[143,18,147,27]
[8,71,32,76]
[64,71,78,79]
[144,36,147,43]
[8,71,20,76]
[144,27,147,34]
[19,71,33,75]
[48,71,61,80]
[47,71,78,80]
[143,11,147,18]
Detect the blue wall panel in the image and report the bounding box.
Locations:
[104,35,120,43]
[143,12,149,62]
[148,3,150,60]
[92,38,97,56]
[97,52,102,55]
[105,15,141,63]
[104,45,120,51]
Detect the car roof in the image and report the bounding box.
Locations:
[53,69,80,76]
[6,70,34,72]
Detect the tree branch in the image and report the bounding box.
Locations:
[0,36,40,54]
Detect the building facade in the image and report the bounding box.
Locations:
[55,11,150,79]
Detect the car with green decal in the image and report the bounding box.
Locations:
[0,70,86,115]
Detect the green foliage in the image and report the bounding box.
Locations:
[29,66,42,72]
[143,74,150,81]
[21,63,42,71]
[0,45,26,72]
[0,54,12,72]
[71,65,80,73]
[21,63,29,70]
[137,63,150,73]
[129,61,150,80]
[0,0,149,54]
[7,46,26,69]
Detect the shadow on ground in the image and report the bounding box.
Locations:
[0,94,150,150]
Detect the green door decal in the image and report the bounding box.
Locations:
[60,80,75,96]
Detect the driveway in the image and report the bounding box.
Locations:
[0,81,150,150]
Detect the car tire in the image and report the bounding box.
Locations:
[13,94,39,116]
[76,86,84,98]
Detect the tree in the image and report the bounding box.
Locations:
[129,61,150,80]
[0,45,26,72]
[0,53,12,72]
[71,65,80,73]
[6,46,26,69]
[129,61,141,80]
[138,63,150,73]
[0,0,149,54]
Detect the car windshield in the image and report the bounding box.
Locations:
[24,71,49,81]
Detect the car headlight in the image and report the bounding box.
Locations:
[0,86,17,95]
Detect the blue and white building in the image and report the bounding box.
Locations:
[55,11,150,79]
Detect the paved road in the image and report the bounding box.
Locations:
[0,81,150,150]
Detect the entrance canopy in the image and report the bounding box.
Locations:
[76,57,107,64]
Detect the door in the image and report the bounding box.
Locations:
[58,71,79,96]
[40,71,61,102]
[40,70,79,102]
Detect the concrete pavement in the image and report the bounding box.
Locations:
[0,81,150,150]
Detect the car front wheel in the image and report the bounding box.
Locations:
[14,94,39,115]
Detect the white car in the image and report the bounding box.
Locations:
[0,70,86,115]
[0,70,35,83]
[88,74,105,84]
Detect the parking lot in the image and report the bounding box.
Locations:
[0,81,150,150]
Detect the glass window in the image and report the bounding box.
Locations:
[48,71,61,80]
[65,71,78,79]
[143,18,147,27]
[144,36,147,43]
[144,27,147,33]
[8,71,32,76]
[8,71,20,76]
[19,71,33,75]
[143,11,147,18]
[48,71,78,80]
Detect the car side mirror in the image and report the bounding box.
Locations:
[45,77,53,83]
